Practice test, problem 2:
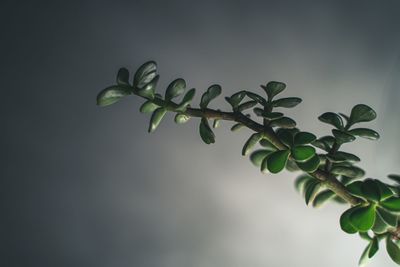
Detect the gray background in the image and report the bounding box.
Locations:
[2,0,400,266]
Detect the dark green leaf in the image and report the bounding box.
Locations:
[318,112,344,129]
[331,166,365,179]
[174,113,190,124]
[262,112,285,120]
[359,237,379,266]
[377,207,397,227]
[266,150,290,173]
[292,145,316,162]
[116,67,130,86]
[349,104,377,125]
[200,84,222,108]
[259,139,277,150]
[340,206,359,234]
[261,81,286,100]
[140,101,159,113]
[177,88,196,111]
[372,208,391,234]
[246,91,267,105]
[134,61,157,89]
[199,118,215,144]
[329,151,360,163]
[304,179,321,205]
[277,129,294,148]
[349,204,376,232]
[375,180,394,201]
[346,181,365,199]
[361,179,381,202]
[242,133,263,156]
[165,78,186,100]
[294,132,317,145]
[227,91,246,108]
[294,175,313,193]
[359,232,373,242]
[332,129,356,144]
[97,85,131,107]
[312,190,335,208]
[296,155,321,173]
[348,128,380,140]
[250,149,273,167]
[388,174,400,184]
[148,107,167,133]
[380,197,400,212]
[231,123,244,132]
[272,97,302,108]
[269,117,296,129]
[286,158,300,172]
[238,100,257,112]
[386,236,400,265]
[137,75,159,99]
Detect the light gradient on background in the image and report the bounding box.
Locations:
[1,1,400,266]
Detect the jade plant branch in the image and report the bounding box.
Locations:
[97,61,400,266]
[150,94,360,205]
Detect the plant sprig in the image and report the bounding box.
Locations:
[97,61,400,266]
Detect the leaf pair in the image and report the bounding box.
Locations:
[200,85,221,109]
[253,108,297,129]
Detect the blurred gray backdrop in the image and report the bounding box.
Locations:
[1,0,400,266]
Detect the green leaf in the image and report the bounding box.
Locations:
[250,150,273,167]
[349,104,377,125]
[331,166,365,179]
[375,180,395,201]
[304,179,321,205]
[329,151,360,163]
[165,78,186,100]
[148,107,167,133]
[226,91,246,109]
[312,136,336,151]
[294,132,317,145]
[349,204,376,232]
[134,61,157,89]
[261,81,286,100]
[116,67,130,86]
[380,197,400,212]
[377,207,397,227]
[269,117,296,129]
[388,174,400,184]
[361,179,381,202]
[312,190,335,208]
[372,208,391,234]
[200,84,222,108]
[231,123,244,132]
[294,174,313,193]
[262,111,284,120]
[246,91,267,105]
[318,112,344,129]
[272,97,302,108]
[347,181,365,199]
[238,100,257,112]
[332,129,356,144]
[348,128,380,140]
[174,113,190,124]
[97,85,131,107]
[277,129,294,148]
[242,133,263,156]
[266,150,290,174]
[386,236,400,265]
[137,75,159,99]
[359,237,379,266]
[296,155,321,173]
[292,145,316,162]
[177,88,196,111]
[199,118,215,144]
[259,139,277,150]
[286,158,300,172]
[340,206,359,234]
[359,232,373,242]
[140,101,159,113]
